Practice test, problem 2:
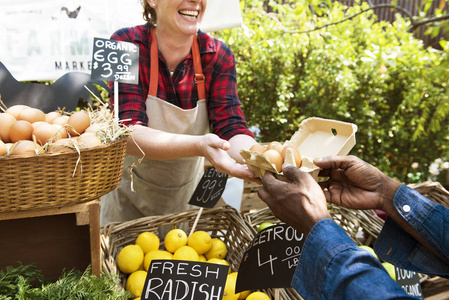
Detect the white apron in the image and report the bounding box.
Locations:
[100,29,209,227]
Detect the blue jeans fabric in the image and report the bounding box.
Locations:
[290,185,449,299]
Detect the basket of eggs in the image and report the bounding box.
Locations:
[240,117,358,181]
[0,104,131,213]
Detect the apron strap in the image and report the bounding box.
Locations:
[191,36,206,100]
[149,28,159,97]
[149,28,206,100]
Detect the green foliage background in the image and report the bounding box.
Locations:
[214,0,449,184]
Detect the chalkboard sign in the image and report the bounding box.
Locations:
[188,167,228,208]
[236,223,305,292]
[91,38,139,84]
[395,268,423,299]
[141,260,229,300]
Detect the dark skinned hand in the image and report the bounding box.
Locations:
[314,155,401,215]
[257,163,331,235]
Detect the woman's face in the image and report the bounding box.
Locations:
[151,0,207,36]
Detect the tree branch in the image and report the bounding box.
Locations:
[409,14,449,32]
[259,3,440,35]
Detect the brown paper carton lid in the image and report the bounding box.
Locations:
[240,117,358,180]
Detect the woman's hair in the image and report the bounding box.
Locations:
[142,0,157,27]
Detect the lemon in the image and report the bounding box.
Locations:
[223,273,240,300]
[207,258,229,266]
[126,270,147,298]
[204,238,227,260]
[382,262,396,281]
[117,244,144,274]
[136,231,160,254]
[207,258,230,273]
[173,245,200,261]
[144,250,173,271]
[164,229,188,253]
[256,222,274,233]
[246,291,271,300]
[198,255,207,262]
[188,231,212,255]
[229,272,251,299]
[239,290,252,299]
[359,245,378,259]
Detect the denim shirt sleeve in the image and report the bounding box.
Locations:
[291,219,416,300]
[374,184,449,276]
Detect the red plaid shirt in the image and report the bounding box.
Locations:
[110,24,253,140]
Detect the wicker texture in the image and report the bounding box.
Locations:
[408,181,449,209]
[0,137,127,212]
[101,205,300,300]
[244,204,384,247]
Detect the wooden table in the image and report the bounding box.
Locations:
[0,200,101,281]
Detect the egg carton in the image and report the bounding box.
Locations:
[240,117,358,181]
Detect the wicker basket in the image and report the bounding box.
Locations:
[408,181,449,209]
[244,204,384,248]
[0,137,127,212]
[101,205,301,300]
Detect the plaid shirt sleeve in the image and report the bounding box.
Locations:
[201,34,254,140]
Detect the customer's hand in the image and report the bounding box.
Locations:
[257,164,331,235]
[314,155,401,213]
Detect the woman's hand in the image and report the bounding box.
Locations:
[257,164,331,235]
[314,155,401,213]
[200,133,260,183]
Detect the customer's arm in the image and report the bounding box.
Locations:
[257,165,415,299]
[314,156,449,274]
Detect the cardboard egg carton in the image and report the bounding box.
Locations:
[240,117,358,181]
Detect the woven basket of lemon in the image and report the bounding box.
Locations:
[101,205,302,299]
[0,103,131,212]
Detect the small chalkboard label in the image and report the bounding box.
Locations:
[91,38,139,84]
[395,267,423,299]
[141,260,229,300]
[236,223,305,292]
[188,167,228,208]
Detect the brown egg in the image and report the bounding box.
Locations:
[67,111,91,136]
[9,120,34,142]
[267,141,284,153]
[281,144,302,168]
[5,105,30,119]
[46,111,61,123]
[84,123,101,134]
[10,140,38,156]
[0,112,17,142]
[53,124,68,139]
[51,115,69,126]
[0,140,6,156]
[5,143,13,153]
[33,123,67,145]
[264,149,283,172]
[77,133,102,149]
[32,121,47,130]
[249,143,266,154]
[48,137,78,153]
[18,107,46,123]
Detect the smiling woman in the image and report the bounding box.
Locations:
[100,0,258,228]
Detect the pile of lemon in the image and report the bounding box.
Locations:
[116,228,270,300]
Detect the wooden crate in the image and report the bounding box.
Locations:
[0,200,101,281]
